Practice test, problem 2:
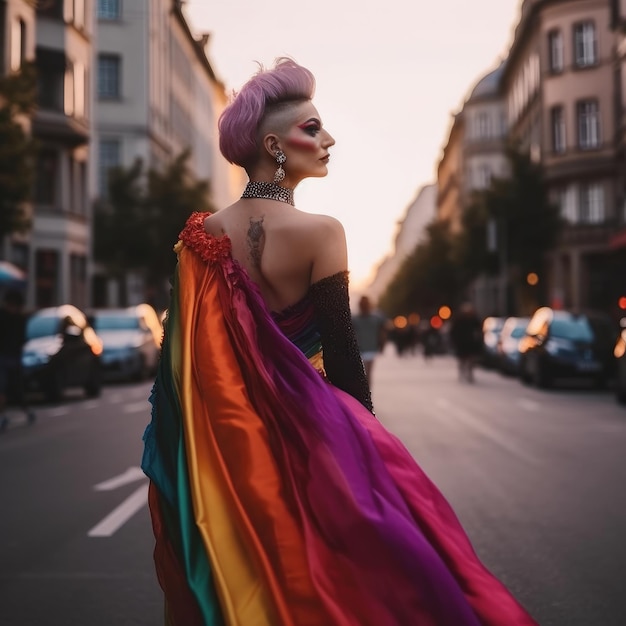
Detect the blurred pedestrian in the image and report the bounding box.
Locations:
[422,324,441,360]
[449,302,483,383]
[0,288,35,431]
[352,295,386,383]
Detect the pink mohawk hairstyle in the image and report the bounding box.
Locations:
[218,57,316,169]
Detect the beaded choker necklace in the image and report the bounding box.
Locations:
[241,181,295,206]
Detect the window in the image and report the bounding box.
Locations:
[10,19,27,71]
[36,48,66,112]
[98,54,121,99]
[579,183,605,223]
[35,250,59,309]
[99,139,121,197]
[37,0,64,20]
[476,113,490,139]
[574,22,597,67]
[548,30,564,73]
[64,63,74,116]
[476,164,492,189]
[74,62,86,118]
[577,100,600,149]
[64,61,87,119]
[38,67,64,110]
[67,155,88,215]
[500,112,507,137]
[551,106,566,153]
[70,254,87,308]
[557,186,577,223]
[97,0,120,20]
[172,37,192,91]
[171,96,192,149]
[35,149,59,206]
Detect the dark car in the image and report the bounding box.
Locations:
[496,316,530,376]
[90,304,162,382]
[614,321,626,404]
[519,307,613,389]
[21,305,103,401]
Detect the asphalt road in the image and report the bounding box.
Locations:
[373,350,626,626]
[0,350,624,625]
[0,381,161,626]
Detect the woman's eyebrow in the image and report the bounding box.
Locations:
[298,117,322,127]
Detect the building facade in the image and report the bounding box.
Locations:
[435,64,509,315]
[609,0,626,307]
[365,183,437,302]
[31,0,95,309]
[502,0,618,314]
[93,0,242,306]
[0,0,36,275]
[436,112,465,234]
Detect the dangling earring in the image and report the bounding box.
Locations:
[273,150,286,183]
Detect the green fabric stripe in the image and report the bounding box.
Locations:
[143,267,224,626]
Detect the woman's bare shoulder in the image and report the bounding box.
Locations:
[295,211,345,239]
[202,205,235,237]
[303,213,348,281]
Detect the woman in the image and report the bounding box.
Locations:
[142,58,537,626]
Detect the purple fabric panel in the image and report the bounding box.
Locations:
[219,261,484,625]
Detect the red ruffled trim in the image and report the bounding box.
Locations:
[178,212,232,262]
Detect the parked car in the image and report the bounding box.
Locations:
[585,311,620,385]
[21,305,103,401]
[90,304,162,382]
[519,307,613,389]
[481,316,506,368]
[496,316,530,376]
[614,320,626,404]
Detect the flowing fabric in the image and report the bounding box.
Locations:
[142,212,538,626]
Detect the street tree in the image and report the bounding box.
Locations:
[144,149,213,288]
[455,146,562,310]
[379,219,459,316]
[0,62,37,243]
[93,157,148,279]
[93,150,213,304]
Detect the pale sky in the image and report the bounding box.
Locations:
[184,0,521,290]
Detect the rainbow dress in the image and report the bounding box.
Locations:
[141,212,538,626]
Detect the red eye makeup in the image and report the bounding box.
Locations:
[297,118,322,136]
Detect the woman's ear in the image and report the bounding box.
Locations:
[262,133,281,159]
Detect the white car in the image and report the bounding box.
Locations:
[90,304,162,382]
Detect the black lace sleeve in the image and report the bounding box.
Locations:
[309,271,374,413]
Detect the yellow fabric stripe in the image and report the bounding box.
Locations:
[176,253,280,626]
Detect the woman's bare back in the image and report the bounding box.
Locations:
[204,200,346,313]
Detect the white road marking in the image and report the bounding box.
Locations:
[81,400,100,410]
[93,466,146,491]
[44,407,69,417]
[517,398,540,412]
[108,393,123,404]
[436,397,540,465]
[88,483,149,537]
[123,401,149,414]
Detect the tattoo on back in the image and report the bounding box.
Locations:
[247,217,265,268]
